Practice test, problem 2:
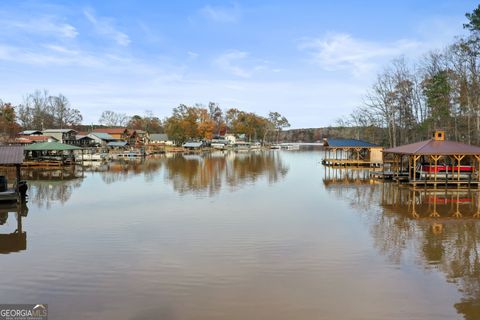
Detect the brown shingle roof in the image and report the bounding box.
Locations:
[383,139,480,155]
[0,146,24,164]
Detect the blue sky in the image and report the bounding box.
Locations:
[0,0,477,128]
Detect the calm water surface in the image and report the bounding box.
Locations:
[1,150,479,319]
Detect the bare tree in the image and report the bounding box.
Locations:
[99,110,130,127]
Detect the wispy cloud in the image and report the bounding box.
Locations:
[200,3,241,23]
[299,33,421,76]
[214,50,252,77]
[84,9,130,46]
[0,16,78,39]
[0,44,103,67]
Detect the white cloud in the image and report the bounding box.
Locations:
[299,33,421,76]
[200,4,241,23]
[84,9,130,46]
[0,43,105,67]
[214,50,252,78]
[0,16,78,39]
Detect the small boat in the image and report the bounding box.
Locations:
[281,143,300,150]
[211,142,227,150]
[77,153,108,162]
[0,176,18,203]
[250,142,262,150]
[234,142,250,152]
[116,150,145,159]
[417,164,474,179]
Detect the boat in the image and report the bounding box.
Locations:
[76,152,108,162]
[417,164,474,179]
[0,176,18,203]
[281,143,300,150]
[270,144,281,149]
[250,142,262,150]
[211,142,227,150]
[112,150,145,159]
[234,142,250,152]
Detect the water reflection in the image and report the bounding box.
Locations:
[324,169,480,319]
[21,151,288,207]
[28,178,83,209]
[99,158,162,184]
[0,202,28,254]
[164,151,288,196]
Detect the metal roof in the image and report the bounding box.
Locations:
[107,141,128,147]
[182,142,203,148]
[18,130,42,135]
[383,139,480,155]
[76,135,94,141]
[0,146,24,165]
[89,132,116,141]
[150,133,169,141]
[24,141,82,151]
[42,129,77,133]
[325,138,380,148]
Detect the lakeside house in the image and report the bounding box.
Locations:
[42,129,77,145]
[87,132,117,146]
[149,133,173,146]
[134,130,149,145]
[92,128,130,141]
[74,135,96,147]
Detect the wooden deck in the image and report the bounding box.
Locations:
[408,179,480,188]
[322,159,382,167]
[22,161,75,168]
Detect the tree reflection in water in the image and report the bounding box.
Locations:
[164,151,289,196]
[323,168,480,320]
[26,168,84,209]
[100,158,163,184]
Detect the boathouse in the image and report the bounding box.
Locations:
[322,138,383,167]
[0,145,24,195]
[24,141,82,166]
[382,130,480,187]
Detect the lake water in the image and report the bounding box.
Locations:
[0,149,479,319]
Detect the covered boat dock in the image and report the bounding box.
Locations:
[381,130,480,188]
[322,138,383,167]
[0,145,25,202]
[24,141,83,167]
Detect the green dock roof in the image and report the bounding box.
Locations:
[24,141,82,151]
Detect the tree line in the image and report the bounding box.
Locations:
[1,92,289,144]
[163,102,290,144]
[339,5,480,147]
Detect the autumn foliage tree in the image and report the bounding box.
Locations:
[127,110,163,132]
[165,102,289,145]
[0,101,21,138]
